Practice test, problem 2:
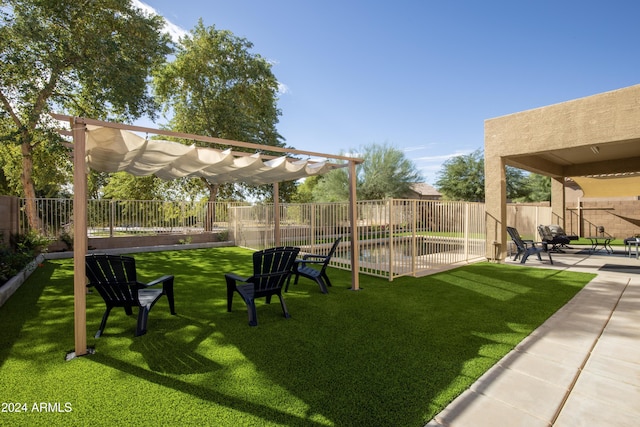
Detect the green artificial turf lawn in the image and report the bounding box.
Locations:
[0,247,595,426]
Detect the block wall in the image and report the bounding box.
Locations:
[0,196,19,245]
[565,199,640,239]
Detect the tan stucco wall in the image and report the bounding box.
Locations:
[485,84,640,163]
[551,178,565,225]
[484,156,506,261]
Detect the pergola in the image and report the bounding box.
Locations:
[484,84,640,261]
[53,114,364,358]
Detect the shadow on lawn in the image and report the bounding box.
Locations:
[4,249,592,426]
[0,262,53,367]
[90,350,330,426]
[211,263,592,426]
[212,271,500,425]
[86,248,336,424]
[128,316,221,375]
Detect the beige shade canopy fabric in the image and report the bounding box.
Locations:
[86,125,342,184]
[571,173,640,198]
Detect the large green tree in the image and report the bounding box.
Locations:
[0,138,71,197]
[515,173,551,202]
[435,149,527,201]
[292,175,321,203]
[0,0,171,228]
[312,143,422,202]
[100,172,209,202]
[153,20,287,202]
[359,143,422,200]
[312,167,350,202]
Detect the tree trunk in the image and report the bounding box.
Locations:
[21,141,41,231]
[201,178,219,231]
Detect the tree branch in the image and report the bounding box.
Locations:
[30,69,61,130]
[0,89,24,131]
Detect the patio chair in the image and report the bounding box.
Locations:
[226,246,300,326]
[538,225,570,253]
[285,237,342,294]
[85,254,176,338]
[507,226,553,264]
[505,227,534,261]
[548,225,578,249]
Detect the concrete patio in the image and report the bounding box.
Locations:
[427,246,640,426]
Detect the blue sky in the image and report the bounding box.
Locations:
[134,0,640,185]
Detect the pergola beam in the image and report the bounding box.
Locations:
[50,113,363,164]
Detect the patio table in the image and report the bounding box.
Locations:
[625,238,640,259]
[587,236,614,254]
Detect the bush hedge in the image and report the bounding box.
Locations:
[0,231,51,286]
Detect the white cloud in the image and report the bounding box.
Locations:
[401,144,433,153]
[414,149,474,162]
[132,0,188,43]
[277,82,289,94]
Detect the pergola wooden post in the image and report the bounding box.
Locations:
[71,117,89,358]
[348,160,360,290]
[274,182,280,246]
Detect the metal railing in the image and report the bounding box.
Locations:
[18,197,551,281]
[230,199,487,280]
[19,198,249,238]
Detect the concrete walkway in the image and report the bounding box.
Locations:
[427,248,640,427]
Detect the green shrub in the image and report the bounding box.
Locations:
[0,231,50,285]
[0,247,33,284]
[13,230,51,254]
[178,236,192,245]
